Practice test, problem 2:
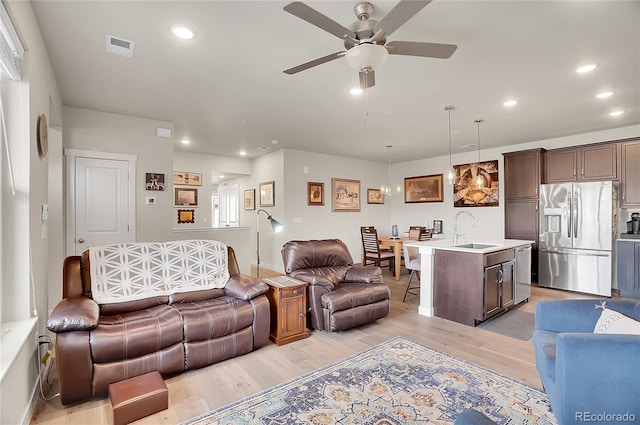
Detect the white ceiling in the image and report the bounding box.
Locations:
[31,0,639,164]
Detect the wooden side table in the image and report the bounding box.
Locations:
[263,275,311,346]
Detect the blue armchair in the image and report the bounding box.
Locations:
[533,299,640,425]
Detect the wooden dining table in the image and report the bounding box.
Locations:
[376,236,411,281]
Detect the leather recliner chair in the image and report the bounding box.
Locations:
[281,239,390,332]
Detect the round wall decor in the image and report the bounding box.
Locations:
[37,113,48,158]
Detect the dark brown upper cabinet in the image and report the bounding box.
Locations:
[544,143,619,183]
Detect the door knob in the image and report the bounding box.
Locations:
[78,238,85,244]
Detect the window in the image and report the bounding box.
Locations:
[1,1,28,325]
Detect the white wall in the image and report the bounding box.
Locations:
[389,125,640,241]
[1,1,62,424]
[63,107,175,243]
[238,150,285,273]
[281,149,390,263]
[244,125,640,275]
[172,150,251,229]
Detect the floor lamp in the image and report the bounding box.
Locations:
[256,209,283,277]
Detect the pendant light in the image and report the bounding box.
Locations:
[381,144,392,196]
[445,105,455,184]
[474,119,484,189]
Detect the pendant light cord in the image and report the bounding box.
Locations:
[474,119,484,188]
[444,105,455,184]
[387,145,391,194]
[475,119,483,161]
[447,108,453,168]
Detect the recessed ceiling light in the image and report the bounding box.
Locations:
[181,138,191,145]
[596,91,613,99]
[503,99,518,107]
[271,139,279,145]
[171,24,194,40]
[350,88,363,95]
[239,150,247,156]
[575,63,597,73]
[218,174,225,179]
[609,110,624,117]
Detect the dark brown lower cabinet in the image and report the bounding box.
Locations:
[434,249,515,326]
[484,260,514,318]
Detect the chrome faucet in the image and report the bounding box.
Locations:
[454,211,476,244]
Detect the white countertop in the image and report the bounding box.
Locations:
[405,238,534,254]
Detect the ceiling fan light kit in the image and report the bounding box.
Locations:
[344,43,388,71]
[283,0,457,90]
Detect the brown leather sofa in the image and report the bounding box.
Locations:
[281,239,390,332]
[47,242,270,405]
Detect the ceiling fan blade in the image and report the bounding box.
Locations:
[284,2,356,40]
[283,51,344,75]
[359,70,376,89]
[373,0,432,38]
[386,41,457,59]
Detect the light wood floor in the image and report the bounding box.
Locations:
[31,269,605,424]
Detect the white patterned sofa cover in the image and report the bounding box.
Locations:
[47,240,270,405]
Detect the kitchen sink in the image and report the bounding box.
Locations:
[454,243,499,249]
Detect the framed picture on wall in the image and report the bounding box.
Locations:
[307,182,324,206]
[404,174,444,203]
[173,171,202,186]
[453,160,499,207]
[145,173,165,191]
[259,181,275,207]
[367,188,384,204]
[174,188,198,206]
[331,178,360,212]
[244,189,255,210]
[177,209,195,224]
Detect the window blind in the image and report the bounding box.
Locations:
[0,1,24,81]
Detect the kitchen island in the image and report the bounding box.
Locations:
[404,238,533,325]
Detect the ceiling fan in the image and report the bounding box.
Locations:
[283,0,457,89]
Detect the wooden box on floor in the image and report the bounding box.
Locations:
[108,371,168,425]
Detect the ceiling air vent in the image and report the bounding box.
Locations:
[105,34,135,58]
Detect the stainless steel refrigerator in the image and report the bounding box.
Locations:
[538,181,613,296]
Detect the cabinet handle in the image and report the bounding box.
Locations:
[293,290,298,295]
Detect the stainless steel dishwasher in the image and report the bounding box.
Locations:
[514,245,532,304]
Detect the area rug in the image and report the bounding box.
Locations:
[183,337,555,425]
[477,309,535,341]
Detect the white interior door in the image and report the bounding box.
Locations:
[66,149,136,255]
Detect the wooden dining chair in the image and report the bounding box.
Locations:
[419,227,433,241]
[408,226,423,240]
[361,227,395,271]
[409,226,433,241]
